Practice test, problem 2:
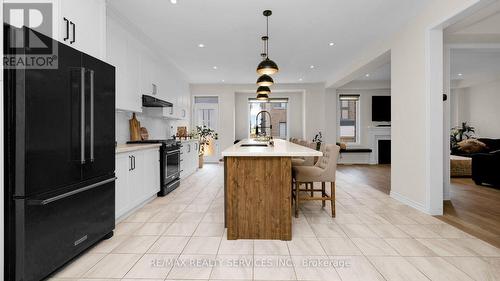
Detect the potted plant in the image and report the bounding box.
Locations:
[450,122,475,150]
[312,131,323,150]
[194,125,218,168]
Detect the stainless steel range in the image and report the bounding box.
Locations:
[127,139,181,196]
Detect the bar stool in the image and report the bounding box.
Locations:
[292,142,322,197]
[292,144,340,217]
[292,142,318,167]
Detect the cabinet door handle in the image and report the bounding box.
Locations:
[70,21,76,44]
[132,156,136,170]
[188,144,191,153]
[129,156,132,171]
[63,18,69,41]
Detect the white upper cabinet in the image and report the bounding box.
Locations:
[141,52,154,97]
[107,17,142,112]
[125,37,142,110]
[4,0,106,59]
[107,12,190,118]
[58,0,106,59]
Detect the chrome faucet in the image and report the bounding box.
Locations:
[255,110,272,137]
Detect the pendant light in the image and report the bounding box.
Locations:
[256,74,274,87]
[256,93,270,101]
[256,10,279,75]
[257,86,271,95]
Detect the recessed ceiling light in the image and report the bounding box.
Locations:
[458,73,463,76]
[170,0,177,4]
[221,79,225,82]
[365,73,370,77]
[329,42,335,46]
[212,66,218,70]
[198,43,205,48]
[298,78,303,81]
[310,65,315,69]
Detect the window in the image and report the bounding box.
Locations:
[249,98,288,139]
[279,122,287,139]
[338,95,359,143]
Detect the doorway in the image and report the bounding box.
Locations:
[440,3,500,247]
[193,96,220,163]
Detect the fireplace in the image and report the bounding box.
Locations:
[378,140,391,164]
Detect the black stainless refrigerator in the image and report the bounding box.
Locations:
[4,24,116,281]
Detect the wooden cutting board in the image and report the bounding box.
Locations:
[129,113,141,141]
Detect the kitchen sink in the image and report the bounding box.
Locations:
[240,144,269,147]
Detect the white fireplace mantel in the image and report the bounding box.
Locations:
[367,126,391,164]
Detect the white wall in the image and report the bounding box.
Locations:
[326,0,482,214]
[190,83,329,159]
[451,79,500,138]
[450,87,471,127]
[234,91,304,141]
[116,111,177,144]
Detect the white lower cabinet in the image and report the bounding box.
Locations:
[115,148,160,220]
[180,141,199,179]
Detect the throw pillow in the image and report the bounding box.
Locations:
[457,139,487,154]
[336,142,347,150]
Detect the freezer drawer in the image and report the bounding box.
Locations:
[12,178,115,281]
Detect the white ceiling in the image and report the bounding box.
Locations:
[451,48,500,88]
[108,0,430,84]
[356,62,391,81]
[444,2,500,44]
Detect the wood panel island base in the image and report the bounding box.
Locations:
[222,139,322,240]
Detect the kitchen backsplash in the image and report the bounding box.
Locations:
[116,111,178,144]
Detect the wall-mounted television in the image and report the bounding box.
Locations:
[372,96,391,122]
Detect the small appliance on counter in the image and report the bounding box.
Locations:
[127,139,182,196]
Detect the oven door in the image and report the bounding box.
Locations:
[165,148,181,182]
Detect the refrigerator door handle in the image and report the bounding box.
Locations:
[29,177,117,206]
[89,69,95,162]
[80,67,86,164]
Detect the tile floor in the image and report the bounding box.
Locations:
[48,164,500,281]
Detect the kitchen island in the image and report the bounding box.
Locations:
[222,139,322,240]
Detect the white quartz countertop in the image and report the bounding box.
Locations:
[222,139,322,157]
[179,139,200,143]
[116,143,162,154]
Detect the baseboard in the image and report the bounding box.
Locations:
[390,191,430,214]
[115,195,157,223]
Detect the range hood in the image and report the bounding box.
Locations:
[142,95,172,108]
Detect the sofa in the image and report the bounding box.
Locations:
[472,151,500,187]
[452,138,500,187]
[451,138,500,157]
